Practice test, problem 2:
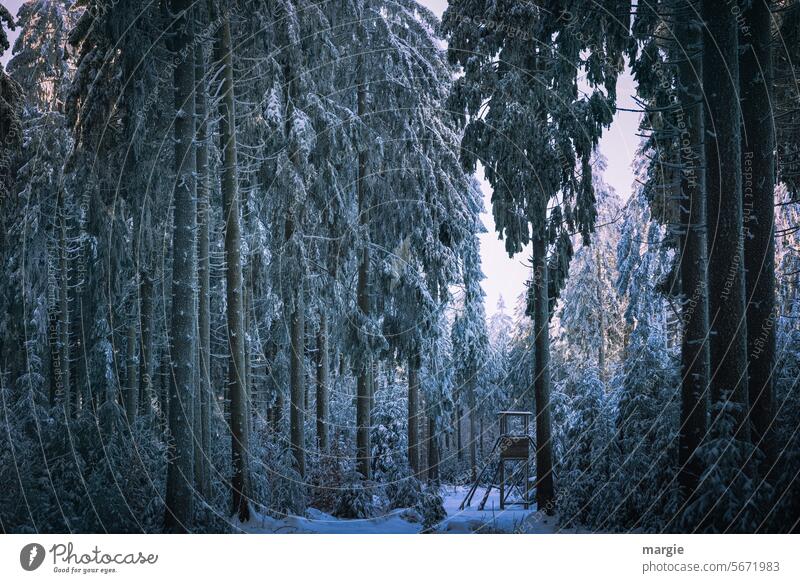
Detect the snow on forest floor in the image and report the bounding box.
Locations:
[238,485,560,534]
[438,485,558,534]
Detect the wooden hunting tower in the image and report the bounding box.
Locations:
[460,411,534,511]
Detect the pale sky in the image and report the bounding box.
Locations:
[420,0,639,317]
[1,0,639,318]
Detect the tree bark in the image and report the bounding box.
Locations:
[159,346,170,434]
[138,273,154,417]
[195,42,212,497]
[741,0,776,464]
[216,15,250,522]
[125,307,138,422]
[244,283,253,443]
[479,416,484,460]
[58,193,71,418]
[676,5,710,500]
[427,415,439,483]
[703,0,750,438]
[316,310,330,452]
[164,0,196,533]
[407,354,420,477]
[468,376,477,483]
[456,407,463,462]
[531,235,554,511]
[273,391,284,434]
[355,61,371,481]
[290,290,306,477]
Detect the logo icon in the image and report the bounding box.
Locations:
[20,543,46,571]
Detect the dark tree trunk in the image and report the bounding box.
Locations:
[316,310,329,452]
[273,391,284,434]
[531,235,554,511]
[479,416,484,460]
[216,15,250,522]
[676,5,710,500]
[427,415,439,483]
[703,0,750,438]
[164,0,197,533]
[741,0,776,464]
[139,273,154,417]
[290,290,306,477]
[468,376,477,483]
[125,308,138,422]
[58,193,71,418]
[159,346,170,434]
[407,354,420,477]
[195,43,212,497]
[355,64,371,481]
[244,284,253,443]
[456,407,463,462]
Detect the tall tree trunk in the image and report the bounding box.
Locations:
[316,310,329,452]
[216,15,250,522]
[139,273,154,417]
[468,375,477,483]
[273,391,284,435]
[159,346,170,433]
[531,235,554,511]
[355,60,371,481]
[304,321,310,412]
[125,306,138,422]
[676,4,710,500]
[263,337,277,422]
[164,0,197,533]
[419,394,427,479]
[58,194,71,418]
[193,318,204,494]
[595,247,607,377]
[244,283,253,443]
[703,0,750,438]
[290,289,306,477]
[479,416,484,460]
[741,0,776,464]
[456,407,463,462]
[407,354,420,477]
[427,415,439,483]
[193,10,212,502]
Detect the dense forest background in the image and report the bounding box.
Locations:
[0,0,798,534]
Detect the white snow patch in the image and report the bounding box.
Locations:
[233,485,562,534]
[438,485,556,534]
[237,507,421,534]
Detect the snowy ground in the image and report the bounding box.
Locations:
[438,485,558,534]
[239,485,560,534]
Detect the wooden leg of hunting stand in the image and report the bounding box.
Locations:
[478,464,500,511]
[499,460,505,510]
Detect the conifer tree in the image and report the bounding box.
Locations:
[214,7,250,522]
[628,0,710,502]
[703,0,750,438]
[164,0,197,532]
[443,0,630,511]
[741,0,777,464]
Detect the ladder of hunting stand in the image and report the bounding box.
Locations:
[459,411,536,511]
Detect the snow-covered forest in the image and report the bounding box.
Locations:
[0,0,798,534]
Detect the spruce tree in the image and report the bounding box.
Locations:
[214,8,250,522]
[164,0,197,532]
[741,0,777,464]
[443,0,629,511]
[703,0,750,438]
